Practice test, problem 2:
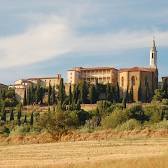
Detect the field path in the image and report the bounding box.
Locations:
[0,138,168,168]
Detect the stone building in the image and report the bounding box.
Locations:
[67,67,118,86]
[0,83,8,95]
[10,74,62,103]
[119,40,158,102]
[119,67,158,102]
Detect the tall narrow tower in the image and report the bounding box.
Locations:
[150,39,157,69]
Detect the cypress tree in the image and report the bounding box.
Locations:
[48,82,52,105]
[10,109,14,121]
[30,112,34,126]
[106,83,111,101]
[28,85,33,105]
[79,81,88,104]
[69,84,72,105]
[2,111,6,122]
[1,104,6,122]
[58,78,65,105]
[138,82,142,102]
[17,103,22,126]
[52,85,56,105]
[23,89,27,106]
[73,84,79,104]
[95,78,99,101]
[122,87,128,109]
[145,80,150,102]
[129,85,134,103]
[76,100,81,110]
[24,115,27,124]
[115,82,120,102]
[89,85,96,104]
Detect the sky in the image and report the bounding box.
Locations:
[0,0,168,84]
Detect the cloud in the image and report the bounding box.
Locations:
[0,15,168,69]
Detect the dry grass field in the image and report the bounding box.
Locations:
[0,138,168,168]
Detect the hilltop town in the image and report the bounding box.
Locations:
[0,40,167,104]
[0,39,168,143]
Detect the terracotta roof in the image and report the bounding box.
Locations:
[162,76,168,79]
[119,67,157,73]
[27,75,61,80]
[0,83,7,87]
[68,66,118,71]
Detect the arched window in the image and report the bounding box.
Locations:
[131,76,135,86]
[121,77,124,87]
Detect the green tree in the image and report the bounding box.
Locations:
[138,82,142,102]
[30,112,34,125]
[89,85,96,104]
[95,79,99,101]
[48,82,52,105]
[73,84,79,104]
[23,89,27,106]
[115,82,120,102]
[122,87,128,109]
[1,103,6,122]
[69,84,72,105]
[145,80,150,102]
[10,109,14,121]
[79,81,88,104]
[106,83,112,102]
[24,115,27,124]
[52,85,56,105]
[17,103,22,126]
[129,85,134,103]
[58,78,65,105]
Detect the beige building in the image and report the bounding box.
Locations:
[26,74,62,87]
[10,74,62,102]
[67,67,118,85]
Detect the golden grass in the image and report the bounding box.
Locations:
[0,138,168,168]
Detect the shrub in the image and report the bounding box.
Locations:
[116,119,141,131]
[102,109,129,129]
[126,103,145,122]
[97,100,112,116]
[143,104,163,123]
[0,125,10,135]
[11,125,30,135]
[152,120,168,129]
[39,109,83,135]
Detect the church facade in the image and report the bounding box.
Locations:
[118,40,158,102]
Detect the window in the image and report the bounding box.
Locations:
[121,77,124,87]
[131,76,135,86]
[152,53,154,59]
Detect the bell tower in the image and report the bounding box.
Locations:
[150,39,157,69]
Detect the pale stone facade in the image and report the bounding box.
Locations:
[67,67,118,85]
[10,74,62,102]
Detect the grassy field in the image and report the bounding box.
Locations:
[0,138,168,168]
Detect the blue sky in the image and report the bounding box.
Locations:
[0,0,168,84]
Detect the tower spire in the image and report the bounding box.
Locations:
[150,38,157,69]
